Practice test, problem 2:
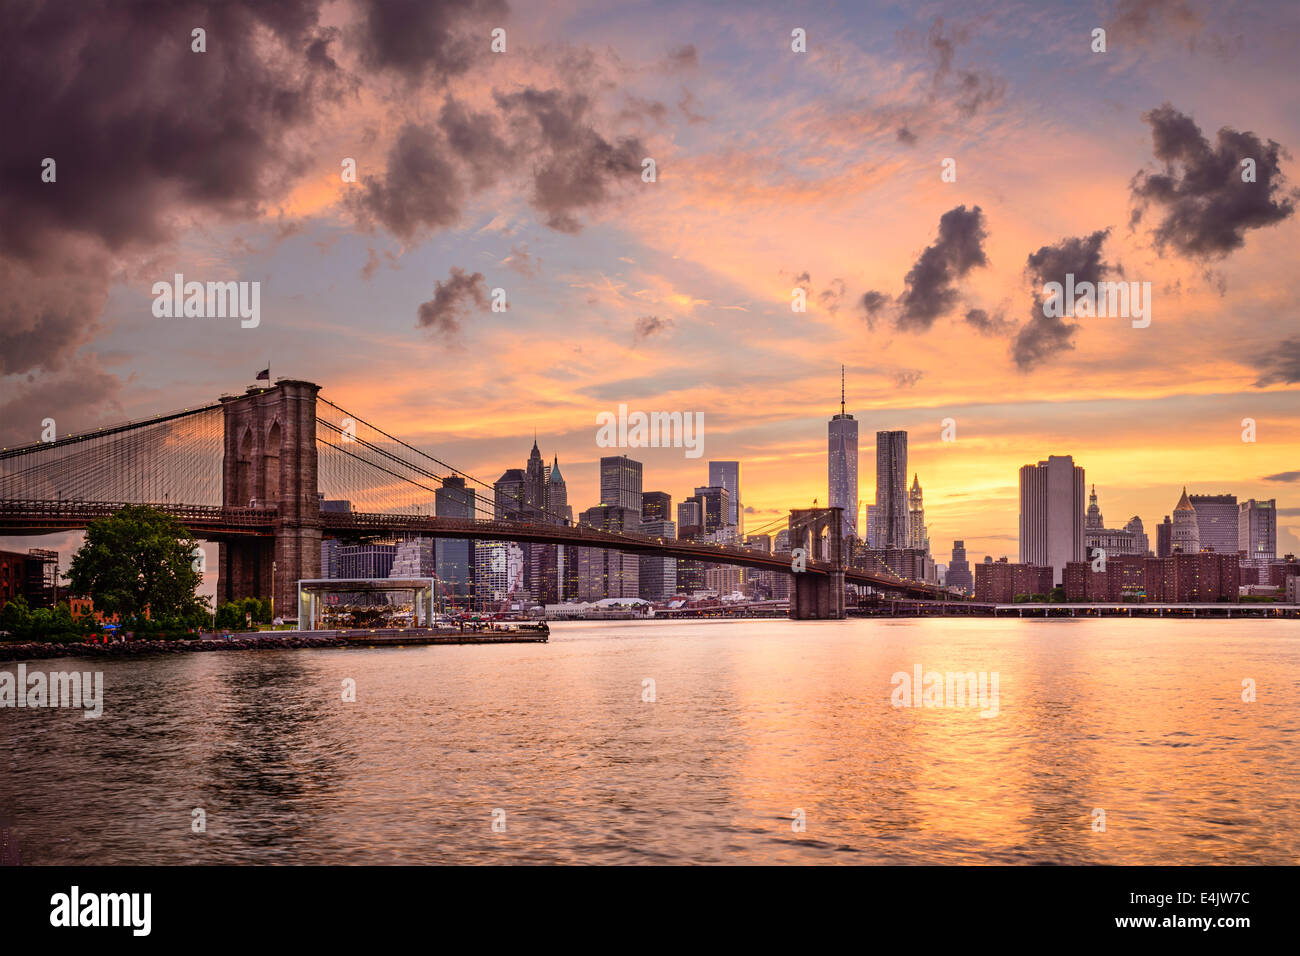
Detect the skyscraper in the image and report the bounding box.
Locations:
[524,438,547,517]
[676,499,702,530]
[1189,494,1237,554]
[1239,499,1277,563]
[688,486,730,535]
[640,493,677,601]
[708,461,742,535]
[600,455,643,513]
[947,540,973,594]
[828,366,858,539]
[1018,455,1085,585]
[535,456,573,604]
[577,504,641,599]
[907,473,929,553]
[493,469,527,519]
[874,431,908,549]
[865,504,878,548]
[435,475,476,607]
[1157,515,1173,558]
[546,457,571,524]
[642,491,672,522]
[1172,487,1200,554]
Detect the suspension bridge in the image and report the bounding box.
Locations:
[0,379,953,619]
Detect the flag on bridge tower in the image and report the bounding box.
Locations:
[255,367,270,381]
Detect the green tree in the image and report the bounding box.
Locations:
[67,505,207,620]
[0,595,32,638]
[214,596,270,630]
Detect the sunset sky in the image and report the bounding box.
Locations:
[3,0,1299,573]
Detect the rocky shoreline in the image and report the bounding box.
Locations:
[0,635,348,662]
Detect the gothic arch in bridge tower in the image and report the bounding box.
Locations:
[264,420,281,501]
[236,427,253,505]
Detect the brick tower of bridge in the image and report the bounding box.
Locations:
[217,380,321,620]
[787,507,846,619]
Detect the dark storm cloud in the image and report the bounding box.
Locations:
[1012,230,1112,370]
[964,308,1011,335]
[0,360,121,446]
[493,87,646,234]
[348,124,465,239]
[0,0,348,381]
[0,0,346,262]
[1263,471,1300,483]
[1130,104,1296,259]
[0,257,112,375]
[860,290,890,330]
[896,205,989,331]
[352,86,648,240]
[354,0,508,81]
[0,304,93,377]
[438,98,518,189]
[416,267,489,335]
[1251,337,1300,387]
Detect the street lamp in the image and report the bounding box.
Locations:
[271,560,277,626]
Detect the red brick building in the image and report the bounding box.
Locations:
[975,560,1054,603]
[1143,552,1239,603]
[1064,554,1147,602]
[1267,555,1299,588]
[0,550,25,608]
[0,548,58,610]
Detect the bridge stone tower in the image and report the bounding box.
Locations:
[217,380,321,620]
[787,507,846,620]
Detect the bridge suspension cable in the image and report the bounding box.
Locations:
[316,396,575,526]
[0,404,224,506]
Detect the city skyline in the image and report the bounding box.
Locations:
[3,382,1298,590]
[2,1,1299,569]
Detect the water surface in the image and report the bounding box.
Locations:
[2,618,1296,864]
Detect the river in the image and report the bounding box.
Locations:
[1,618,1296,864]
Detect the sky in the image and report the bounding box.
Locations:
[2,0,1299,580]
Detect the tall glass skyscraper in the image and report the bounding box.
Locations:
[1238,499,1277,562]
[827,366,858,539]
[600,455,643,513]
[874,430,908,548]
[707,461,742,535]
[1189,494,1238,554]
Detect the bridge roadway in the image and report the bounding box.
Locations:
[0,499,954,600]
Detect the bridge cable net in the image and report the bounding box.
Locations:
[316,397,568,525]
[0,404,224,508]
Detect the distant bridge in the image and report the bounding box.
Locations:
[0,380,954,618]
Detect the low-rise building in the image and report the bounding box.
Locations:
[975,560,1054,603]
[1144,552,1239,603]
